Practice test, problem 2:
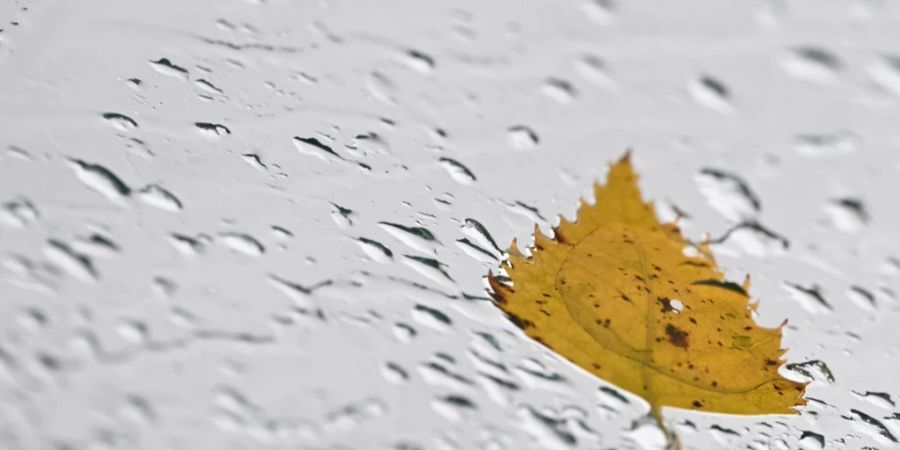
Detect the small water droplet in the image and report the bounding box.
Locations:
[67,158,131,204]
[867,55,900,97]
[824,197,868,232]
[168,233,207,257]
[378,222,440,253]
[331,203,355,228]
[411,304,452,332]
[793,132,858,158]
[783,282,833,314]
[574,54,614,87]
[784,359,834,384]
[44,239,98,282]
[293,136,344,162]
[219,232,265,256]
[507,125,539,150]
[356,237,394,262]
[195,122,231,137]
[135,184,183,212]
[149,57,189,80]
[401,49,435,73]
[542,78,576,104]
[581,0,616,25]
[0,197,39,228]
[690,75,733,114]
[781,47,841,84]
[438,157,477,185]
[101,112,138,131]
[695,168,760,221]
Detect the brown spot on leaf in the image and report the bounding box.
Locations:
[665,323,690,349]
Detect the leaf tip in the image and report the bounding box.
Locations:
[486,270,511,305]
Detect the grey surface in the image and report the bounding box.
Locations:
[1,1,900,449]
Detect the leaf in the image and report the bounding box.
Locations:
[487,152,806,444]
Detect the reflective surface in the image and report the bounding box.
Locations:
[1,1,899,448]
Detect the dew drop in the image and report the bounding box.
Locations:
[438,157,477,185]
[293,136,344,162]
[867,55,900,97]
[781,47,841,84]
[219,232,265,256]
[356,237,393,262]
[542,78,576,104]
[690,75,733,114]
[101,112,138,131]
[67,158,131,203]
[43,239,98,282]
[135,184,183,212]
[0,197,39,229]
[507,125,539,150]
[696,168,760,221]
[195,122,231,137]
[149,57,189,80]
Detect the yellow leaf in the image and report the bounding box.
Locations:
[487,152,806,444]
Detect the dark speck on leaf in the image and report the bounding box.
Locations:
[665,323,690,349]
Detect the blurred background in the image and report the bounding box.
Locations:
[1,1,899,448]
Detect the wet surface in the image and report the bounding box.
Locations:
[1,0,900,448]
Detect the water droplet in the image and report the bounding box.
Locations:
[219,232,265,256]
[867,55,900,97]
[793,132,858,158]
[783,282,833,314]
[690,75,733,114]
[43,239,98,282]
[135,184,183,212]
[267,275,331,309]
[824,197,868,232]
[116,319,148,344]
[367,71,397,104]
[241,153,267,171]
[101,112,138,131]
[382,361,409,383]
[411,304,452,332]
[168,233,207,257]
[404,255,454,288]
[401,49,435,73]
[431,395,476,422]
[378,222,440,253]
[784,359,835,384]
[798,431,825,449]
[393,322,417,342]
[710,221,788,256]
[67,158,131,204]
[354,237,393,262]
[456,238,497,263]
[517,406,577,449]
[0,197,39,228]
[195,79,224,95]
[849,409,897,444]
[149,57,189,80]
[542,78,576,104]
[331,203,355,228]
[438,157,476,185]
[847,286,876,311]
[581,0,616,25]
[70,232,119,258]
[507,125,539,150]
[781,47,841,84]
[696,168,760,221]
[293,136,344,162]
[195,122,231,137]
[851,391,895,409]
[574,54,614,87]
